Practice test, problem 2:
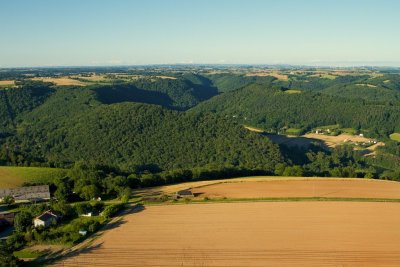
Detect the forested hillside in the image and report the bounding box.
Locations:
[0,82,53,136]
[192,83,400,137]
[95,77,217,110]
[0,68,399,180]
[0,82,283,172]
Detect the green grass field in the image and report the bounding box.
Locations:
[284,89,302,94]
[14,250,43,259]
[0,166,66,188]
[285,128,303,135]
[390,133,400,142]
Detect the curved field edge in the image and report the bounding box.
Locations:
[0,166,66,188]
[134,176,400,202]
[144,197,400,206]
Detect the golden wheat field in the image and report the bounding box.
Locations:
[53,201,400,266]
[191,178,400,199]
[0,80,15,86]
[30,77,86,86]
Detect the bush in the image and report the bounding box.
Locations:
[0,195,15,206]
[91,201,105,213]
[6,233,26,251]
[51,202,76,218]
[0,241,20,267]
[101,203,125,219]
[75,202,92,215]
[14,212,33,233]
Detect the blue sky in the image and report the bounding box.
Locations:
[1,0,399,67]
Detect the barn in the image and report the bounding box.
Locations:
[0,185,50,201]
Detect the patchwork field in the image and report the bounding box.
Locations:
[52,201,400,266]
[0,166,66,188]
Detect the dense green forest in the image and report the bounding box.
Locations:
[0,81,282,173]
[192,83,400,137]
[0,67,399,181]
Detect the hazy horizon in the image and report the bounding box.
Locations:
[1,0,400,68]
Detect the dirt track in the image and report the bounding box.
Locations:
[192,179,400,199]
[52,202,400,266]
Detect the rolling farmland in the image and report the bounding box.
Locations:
[191,178,400,199]
[52,201,400,266]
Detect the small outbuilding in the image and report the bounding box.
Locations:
[79,229,88,236]
[176,190,194,198]
[33,210,60,228]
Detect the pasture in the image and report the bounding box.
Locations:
[390,133,400,142]
[52,201,400,266]
[284,89,302,94]
[0,166,66,188]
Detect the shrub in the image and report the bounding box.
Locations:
[14,212,33,233]
[101,203,125,219]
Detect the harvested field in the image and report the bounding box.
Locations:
[0,80,15,86]
[303,133,372,148]
[192,178,400,199]
[356,83,378,88]
[244,125,265,133]
[284,89,302,94]
[134,176,312,199]
[134,177,400,201]
[155,75,177,80]
[30,77,86,86]
[245,72,289,80]
[52,202,400,266]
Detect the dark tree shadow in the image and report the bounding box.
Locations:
[95,84,174,107]
[263,133,329,150]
